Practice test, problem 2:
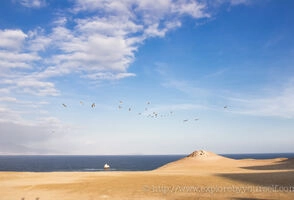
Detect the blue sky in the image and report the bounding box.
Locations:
[0,0,294,155]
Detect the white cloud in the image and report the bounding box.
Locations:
[0,0,255,100]
[86,72,136,81]
[18,0,47,8]
[37,0,208,81]
[0,29,27,50]
[67,0,211,82]
[0,0,265,154]
[0,88,10,94]
[144,21,182,37]
[75,17,143,37]
[1,74,60,96]
[27,28,52,52]
[171,0,210,18]
[229,0,252,6]
[0,98,58,126]
[33,16,141,81]
[0,28,58,97]
[1,1,211,98]
[0,106,23,124]
[0,50,40,69]
[0,97,17,102]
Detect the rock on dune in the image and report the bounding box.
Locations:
[186,150,232,161]
[187,150,217,159]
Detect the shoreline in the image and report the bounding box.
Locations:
[0,150,293,200]
[1,153,294,173]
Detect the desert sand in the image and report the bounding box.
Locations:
[0,150,293,200]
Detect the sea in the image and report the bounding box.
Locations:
[0,153,293,172]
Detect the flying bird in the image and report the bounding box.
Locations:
[128,107,131,111]
[91,103,95,108]
[224,105,228,109]
[183,119,188,122]
[118,105,122,109]
[62,103,67,108]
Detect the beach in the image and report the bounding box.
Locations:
[0,150,293,200]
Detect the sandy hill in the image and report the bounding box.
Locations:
[156,150,294,175]
[186,150,231,160]
[156,150,242,173]
[1,149,293,200]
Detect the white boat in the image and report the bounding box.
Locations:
[104,163,110,169]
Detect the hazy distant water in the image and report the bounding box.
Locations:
[0,153,293,172]
[223,153,294,160]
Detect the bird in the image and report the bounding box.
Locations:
[118,105,122,109]
[194,118,199,121]
[62,103,67,107]
[91,103,95,108]
[128,107,131,111]
[147,101,150,105]
[119,100,123,104]
[224,105,228,109]
[183,119,188,122]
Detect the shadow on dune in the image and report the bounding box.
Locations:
[231,198,277,200]
[240,158,294,171]
[217,171,294,186]
[219,171,293,200]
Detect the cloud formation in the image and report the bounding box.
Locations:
[1,0,265,154]
[0,29,27,50]
[0,0,214,154]
[0,0,213,99]
[18,0,47,8]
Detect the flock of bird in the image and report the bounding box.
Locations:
[61,100,229,123]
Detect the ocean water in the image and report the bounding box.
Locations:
[0,153,293,172]
[0,155,184,172]
[223,153,294,160]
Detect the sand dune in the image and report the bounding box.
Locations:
[0,150,293,200]
[157,150,238,173]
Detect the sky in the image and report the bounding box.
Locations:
[0,0,294,155]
